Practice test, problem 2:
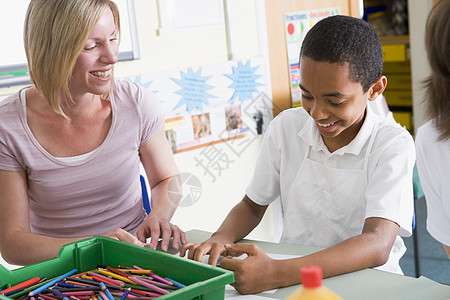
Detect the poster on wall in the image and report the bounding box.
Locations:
[125,56,272,154]
[284,7,340,107]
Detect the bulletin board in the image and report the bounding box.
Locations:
[284,7,341,107]
[124,57,272,154]
[0,0,140,88]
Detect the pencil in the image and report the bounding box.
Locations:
[51,287,69,300]
[87,272,123,287]
[29,269,78,297]
[119,288,131,300]
[164,277,186,288]
[97,269,136,285]
[148,273,173,286]
[64,277,122,291]
[98,283,114,300]
[0,276,41,294]
[128,276,169,295]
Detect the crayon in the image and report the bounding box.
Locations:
[0,276,41,294]
[64,277,122,291]
[148,273,172,286]
[99,283,114,300]
[4,278,50,298]
[29,269,78,296]
[53,287,104,292]
[128,277,169,295]
[164,277,186,288]
[105,266,131,279]
[119,288,131,300]
[116,269,152,275]
[36,293,59,300]
[51,287,69,300]
[97,269,136,285]
[87,272,123,287]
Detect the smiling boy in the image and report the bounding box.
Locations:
[180,15,415,294]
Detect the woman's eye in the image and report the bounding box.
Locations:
[84,45,96,51]
[302,94,313,100]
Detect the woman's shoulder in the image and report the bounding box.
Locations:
[112,78,158,106]
[112,78,140,100]
[416,119,440,143]
[0,92,21,124]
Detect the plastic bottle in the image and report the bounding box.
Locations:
[285,265,343,300]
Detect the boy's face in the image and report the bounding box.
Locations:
[299,56,371,151]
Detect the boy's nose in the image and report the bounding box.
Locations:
[309,101,328,121]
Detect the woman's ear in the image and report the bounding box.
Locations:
[368,75,387,101]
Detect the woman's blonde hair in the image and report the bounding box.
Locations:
[24,0,120,117]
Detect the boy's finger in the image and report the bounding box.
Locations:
[224,243,258,256]
[219,256,242,271]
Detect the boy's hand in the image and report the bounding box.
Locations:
[220,243,280,295]
[179,234,233,266]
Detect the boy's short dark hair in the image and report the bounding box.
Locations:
[300,15,383,93]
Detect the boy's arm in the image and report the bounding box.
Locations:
[220,216,399,294]
[180,195,268,265]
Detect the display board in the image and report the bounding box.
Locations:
[125,57,272,155]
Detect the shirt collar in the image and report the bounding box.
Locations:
[298,104,378,156]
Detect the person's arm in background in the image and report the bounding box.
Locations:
[179,194,268,265]
[0,170,147,266]
[137,123,185,251]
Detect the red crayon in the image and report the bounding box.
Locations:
[0,276,40,295]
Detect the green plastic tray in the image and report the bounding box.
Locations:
[0,236,234,300]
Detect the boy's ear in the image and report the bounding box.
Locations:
[368,75,387,101]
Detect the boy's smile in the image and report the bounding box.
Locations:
[298,57,383,152]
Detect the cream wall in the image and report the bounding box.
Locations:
[0,0,279,242]
[408,0,433,134]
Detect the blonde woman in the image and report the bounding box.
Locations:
[0,0,184,266]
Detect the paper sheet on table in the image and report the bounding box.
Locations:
[177,252,302,297]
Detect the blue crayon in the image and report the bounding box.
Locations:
[28,269,78,296]
[164,277,186,288]
[99,282,114,300]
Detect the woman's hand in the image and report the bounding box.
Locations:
[103,228,149,247]
[136,213,186,251]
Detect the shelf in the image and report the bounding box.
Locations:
[380,35,410,44]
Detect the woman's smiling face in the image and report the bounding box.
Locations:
[69,7,119,97]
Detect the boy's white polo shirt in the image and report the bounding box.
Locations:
[246,105,415,273]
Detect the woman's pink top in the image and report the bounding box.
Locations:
[0,79,163,237]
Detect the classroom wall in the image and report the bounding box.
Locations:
[0,0,280,241]
[408,0,433,134]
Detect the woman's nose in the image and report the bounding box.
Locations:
[101,42,118,65]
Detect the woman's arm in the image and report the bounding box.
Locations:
[0,170,149,266]
[0,170,82,265]
[137,123,185,251]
